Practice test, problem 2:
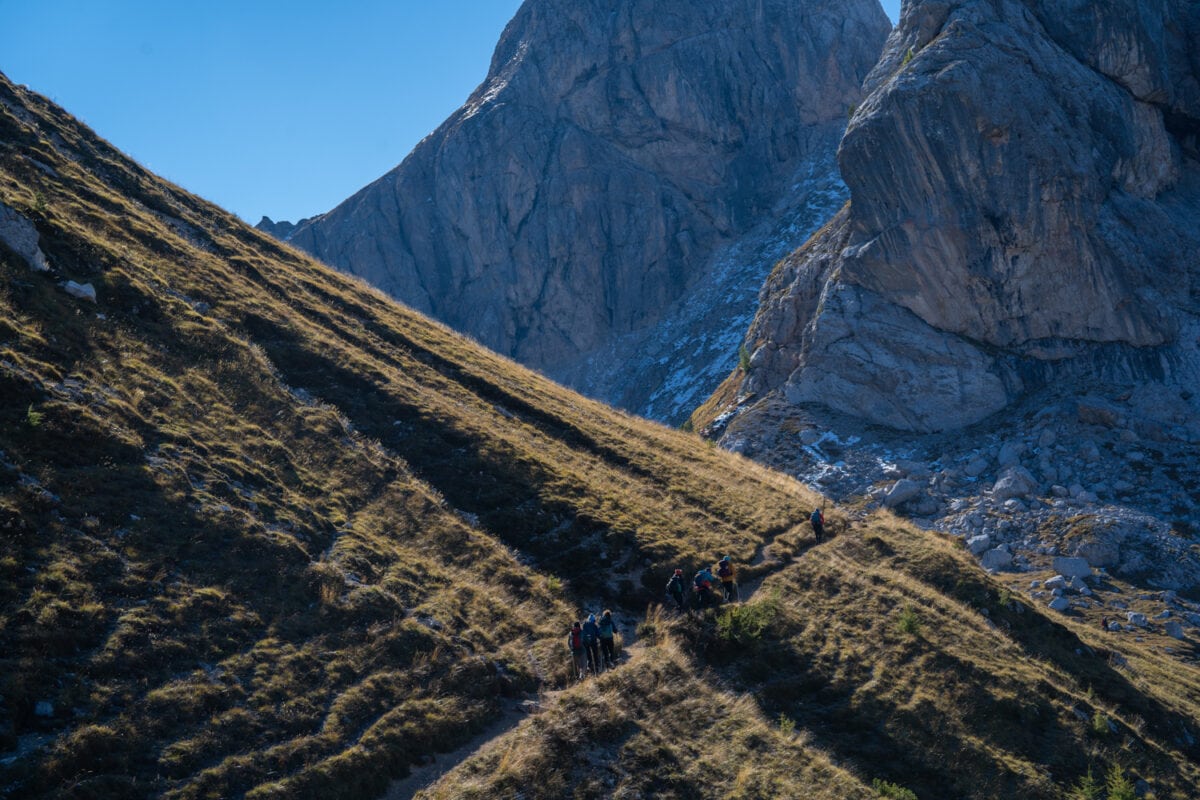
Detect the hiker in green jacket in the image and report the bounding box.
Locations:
[598,609,618,669]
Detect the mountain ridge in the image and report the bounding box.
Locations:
[265,0,891,423]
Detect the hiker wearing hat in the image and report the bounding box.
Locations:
[581,613,602,674]
[598,609,618,669]
[666,568,686,612]
[716,556,738,602]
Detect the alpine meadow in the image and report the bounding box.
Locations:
[2,11,1200,800]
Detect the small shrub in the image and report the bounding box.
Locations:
[1090,711,1111,738]
[545,575,562,594]
[872,778,918,799]
[738,344,752,373]
[716,589,780,645]
[1105,764,1136,800]
[897,606,921,636]
[1067,767,1102,800]
[777,713,795,737]
[901,47,915,67]
[26,404,44,428]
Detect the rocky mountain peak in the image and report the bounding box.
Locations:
[721,0,1200,435]
[268,0,890,420]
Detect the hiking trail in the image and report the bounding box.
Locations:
[383,523,818,798]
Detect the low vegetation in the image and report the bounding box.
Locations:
[1,72,1198,800]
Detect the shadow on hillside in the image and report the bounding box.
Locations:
[239,312,638,600]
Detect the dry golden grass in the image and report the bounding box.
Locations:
[417,620,876,800]
[2,71,1197,800]
[0,74,817,798]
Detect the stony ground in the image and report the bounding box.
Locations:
[715,382,1200,634]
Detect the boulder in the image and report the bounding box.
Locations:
[1077,398,1122,429]
[1165,621,1185,640]
[1126,612,1149,628]
[1053,556,1093,579]
[964,457,990,478]
[883,478,925,509]
[0,202,50,271]
[1045,575,1067,590]
[997,441,1025,466]
[981,547,1014,572]
[1047,597,1071,612]
[62,280,96,302]
[992,466,1039,502]
[966,534,991,555]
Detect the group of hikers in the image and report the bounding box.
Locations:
[665,507,825,613]
[665,555,739,612]
[568,610,619,679]
[566,507,827,679]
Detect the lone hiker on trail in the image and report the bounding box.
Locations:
[568,621,586,679]
[811,506,825,544]
[666,568,686,612]
[716,556,738,602]
[598,609,617,669]
[693,567,717,610]
[582,613,602,674]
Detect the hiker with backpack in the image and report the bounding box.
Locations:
[811,506,825,544]
[666,568,686,612]
[716,556,738,602]
[581,613,602,674]
[598,609,618,669]
[568,621,586,680]
[693,567,717,610]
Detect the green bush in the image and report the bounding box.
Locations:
[1067,767,1101,800]
[1105,764,1136,800]
[716,589,780,645]
[897,606,921,636]
[872,778,918,799]
[738,344,752,373]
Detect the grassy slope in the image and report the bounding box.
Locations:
[0,74,816,799]
[0,73,1196,800]
[423,518,1200,799]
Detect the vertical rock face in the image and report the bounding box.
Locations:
[724,0,1200,433]
[275,0,891,419]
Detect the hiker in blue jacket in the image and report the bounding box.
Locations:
[597,609,618,669]
[581,613,602,674]
[693,567,717,610]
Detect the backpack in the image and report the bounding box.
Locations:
[598,616,614,638]
[811,508,823,525]
[717,562,733,580]
[667,575,683,595]
[568,629,582,650]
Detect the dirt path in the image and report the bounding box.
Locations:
[382,700,532,800]
[382,529,809,798]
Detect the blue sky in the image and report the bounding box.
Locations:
[1,0,901,224]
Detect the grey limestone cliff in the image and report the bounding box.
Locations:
[725,0,1200,434]
[271,0,891,421]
